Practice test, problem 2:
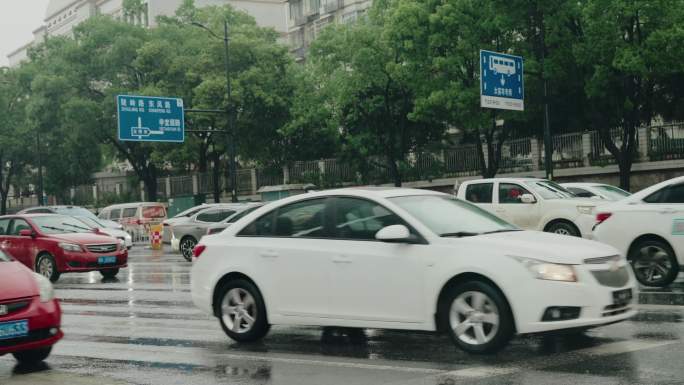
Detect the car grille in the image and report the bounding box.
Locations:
[603,304,631,317]
[86,244,118,253]
[0,299,30,316]
[584,255,620,264]
[0,328,53,348]
[591,266,630,288]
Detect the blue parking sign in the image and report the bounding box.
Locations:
[117,95,185,143]
[480,50,524,111]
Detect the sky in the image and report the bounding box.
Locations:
[0,0,51,66]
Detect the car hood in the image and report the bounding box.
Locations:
[451,230,619,265]
[0,261,38,300]
[48,232,119,244]
[97,228,130,239]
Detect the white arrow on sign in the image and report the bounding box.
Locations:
[131,117,163,139]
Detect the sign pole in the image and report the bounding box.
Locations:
[543,79,553,180]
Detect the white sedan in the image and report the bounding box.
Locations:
[191,188,636,353]
[74,216,133,249]
[594,176,684,287]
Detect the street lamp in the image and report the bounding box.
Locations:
[191,21,238,203]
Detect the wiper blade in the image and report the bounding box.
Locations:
[483,229,523,234]
[62,223,92,231]
[440,231,480,238]
[41,226,75,233]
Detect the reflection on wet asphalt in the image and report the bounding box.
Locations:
[2,245,684,384]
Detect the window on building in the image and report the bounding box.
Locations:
[290,0,303,19]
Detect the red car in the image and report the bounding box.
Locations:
[0,214,128,282]
[0,250,62,364]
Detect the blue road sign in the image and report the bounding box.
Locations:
[117,95,185,143]
[480,50,524,111]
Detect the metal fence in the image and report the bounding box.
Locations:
[500,138,534,173]
[648,122,684,161]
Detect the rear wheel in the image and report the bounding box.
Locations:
[216,279,270,342]
[439,281,514,354]
[180,236,197,262]
[546,221,581,237]
[629,239,679,287]
[36,254,60,283]
[100,268,120,279]
[13,347,52,364]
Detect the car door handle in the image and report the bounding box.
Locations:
[260,251,279,259]
[332,256,352,264]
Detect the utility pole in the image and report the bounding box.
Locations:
[36,130,44,206]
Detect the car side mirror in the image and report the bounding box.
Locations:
[519,194,537,204]
[375,225,416,243]
[19,229,34,237]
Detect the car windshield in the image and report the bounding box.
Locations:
[594,185,631,200]
[524,180,576,199]
[225,205,263,224]
[0,250,12,262]
[173,207,204,219]
[53,207,98,220]
[75,216,103,229]
[32,215,94,234]
[389,195,518,237]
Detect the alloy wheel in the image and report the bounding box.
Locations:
[449,291,500,346]
[221,288,257,334]
[180,238,196,260]
[38,257,54,279]
[633,245,672,284]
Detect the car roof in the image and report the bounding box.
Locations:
[561,182,607,187]
[0,213,68,219]
[462,177,544,184]
[300,187,445,199]
[102,202,165,210]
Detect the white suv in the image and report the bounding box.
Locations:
[456,178,603,238]
[593,176,684,287]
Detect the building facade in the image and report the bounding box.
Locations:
[7,0,287,67]
[286,0,371,60]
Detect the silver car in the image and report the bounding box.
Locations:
[172,204,258,261]
[204,203,266,236]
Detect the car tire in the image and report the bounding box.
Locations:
[215,279,270,343]
[180,236,197,262]
[545,221,581,237]
[36,254,60,283]
[13,347,52,364]
[629,239,679,287]
[439,280,514,354]
[100,268,120,279]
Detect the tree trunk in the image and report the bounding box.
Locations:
[387,156,401,187]
[0,194,7,216]
[618,156,632,191]
[211,151,221,203]
[142,165,158,202]
[198,140,208,173]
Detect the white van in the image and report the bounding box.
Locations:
[98,202,167,242]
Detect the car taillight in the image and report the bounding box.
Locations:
[596,212,612,225]
[193,245,206,259]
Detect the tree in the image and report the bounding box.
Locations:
[576,0,684,190]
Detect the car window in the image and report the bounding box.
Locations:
[98,210,109,220]
[26,208,52,214]
[0,218,10,235]
[226,206,262,224]
[239,210,277,236]
[215,209,236,222]
[197,209,236,223]
[110,209,121,220]
[143,206,166,218]
[273,199,329,238]
[333,198,406,240]
[662,184,684,204]
[499,183,533,204]
[593,185,631,200]
[566,187,596,198]
[8,219,32,236]
[525,180,575,199]
[122,208,138,218]
[465,183,493,204]
[0,250,12,262]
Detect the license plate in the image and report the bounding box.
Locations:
[98,256,117,265]
[0,320,28,340]
[613,288,633,305]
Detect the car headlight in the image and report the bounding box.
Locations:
[511,256,577,282]
[118,239,125,248]
[59,242,82,252]
[32,272,55,302]
[577,206,594,215]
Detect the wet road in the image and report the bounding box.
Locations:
[3,246,684,385]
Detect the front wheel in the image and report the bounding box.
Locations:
[439,281,514,354]
[216,279,270,343]
[546,221,581,237]
[100,268,120,279]
[629,239,679,287]
[36,254,60,283]
[13,347,52,364]
[180,236,197,262]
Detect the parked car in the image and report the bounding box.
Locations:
[191,188,635,353]
[74,216,133,250]
[205,204,266,237]
[594,176,684,287]
[0,214,128,282]
[456,178,604,238]
[19,206,123,231]
[172,204,257,261]
[0,250,63,364]
[561,183,631,201]
[98,202,167,241]
[162,204,227,244]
